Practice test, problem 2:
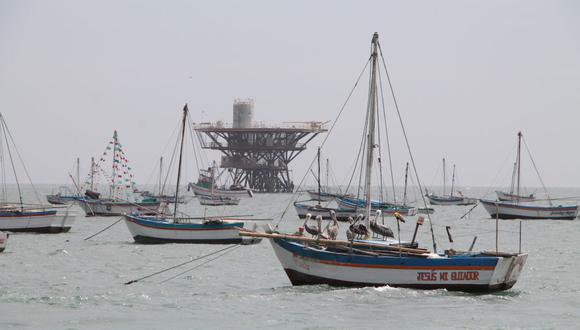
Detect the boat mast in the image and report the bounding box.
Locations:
[110,130,118,198]
[76,157,80,191]
[509,162,517,195]
[173,104,188,221]
[442,158,446,196]
[90,157,95,191]
[317,147,321,206]
[159,156,163,195]
[403,162,409,206]
[326,158,329,194]
[450,164,456,197]
[363,32,379,228]
[516,131,522,201]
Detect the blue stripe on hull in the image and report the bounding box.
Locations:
[127,215,244,230]
[274,239,498,268]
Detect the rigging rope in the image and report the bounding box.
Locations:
[521,136,552,205]
[273,57,372,229]
[377,41,438,253]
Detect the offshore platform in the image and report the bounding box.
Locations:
[194,99,327,193]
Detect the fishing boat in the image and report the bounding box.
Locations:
[138,157,191,204]
[496,191,535,202]
[245,33,527,292]
[293,201,360,221]
[480,132,578,220]
[0,113,76,233]
[198,194,240,206]
[77,132,161,217]
[0,231,7,252]
[426,159,476,206]
[46,158,83,205]
[188,163,252,198]
[337,196,418,216]
[400,162,434,214]
[123,104,261,245]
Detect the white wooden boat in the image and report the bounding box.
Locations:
[124,214,260,244]
[188,182,251,198]
[480,199,578,220]
[77,131,161,217]
[0,113,77,233]
[426,194,477,206]
[0,231,8,252]
[123,105,262,245]
[496,191,535,202]
[426,159,476,206]
[0,205,75,233]
[252,33,527,293]
[337,196,419,216]
[307,190,339,202]
[199,195,240,206]
[294,201,360,221]
[78,198,160,216]
[481,132,577,220]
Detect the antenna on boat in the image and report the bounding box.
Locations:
[173,104,188,222]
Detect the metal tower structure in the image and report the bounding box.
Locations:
[194,100,327,193]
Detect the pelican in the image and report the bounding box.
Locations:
[349,214,368,239]
[325,210,340,240]
[303,213,327,239]
[370,210,394,239]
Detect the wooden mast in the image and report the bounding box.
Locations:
[403,162,409,206]
[90,157,95,191]
[450,164,456,197]
[363,32,379,228]
[110,130,118,198]
[173,104,188,221]
[516,131,522,202]
[76,157,80,191]
[317,147,321,206]
[159,156,163,195]
[442,158,446,196]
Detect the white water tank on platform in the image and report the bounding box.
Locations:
[233,99,254,128]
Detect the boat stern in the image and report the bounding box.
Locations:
[488,253,528,290]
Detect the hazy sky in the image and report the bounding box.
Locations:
[1,0,579,189]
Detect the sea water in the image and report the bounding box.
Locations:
[1,185,579,329]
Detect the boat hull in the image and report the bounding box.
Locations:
[188,183,250,198]
[337,197,419,216]
[307,191,338,202]
[496,191,535,202]
[293,202,359,221]
[123,215,261,245]
[480,200,578,220]
[0,210,75,233]
[427,194,477,206]
[78,199,160,217]
[270,238,527,292]
[0,231,8,252]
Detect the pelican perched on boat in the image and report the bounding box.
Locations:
[369,210,394,239]
[348,214,368,239]
[325,210,340,240]
[303,213,327,239]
